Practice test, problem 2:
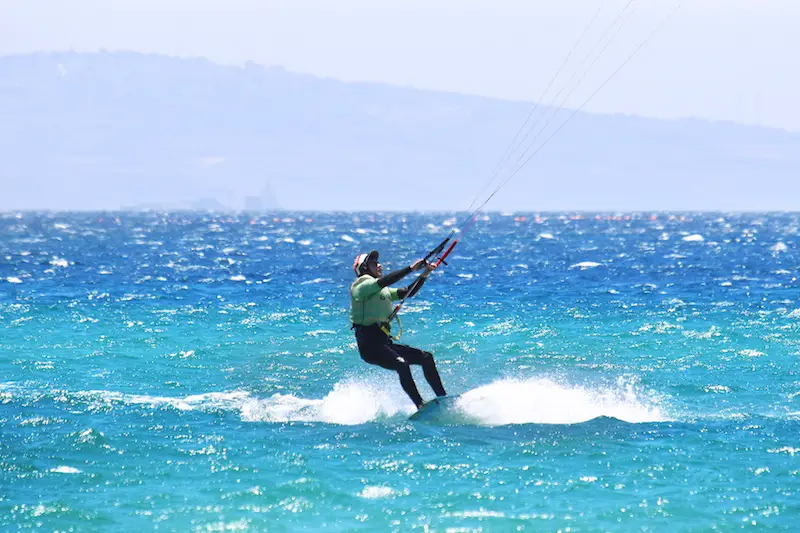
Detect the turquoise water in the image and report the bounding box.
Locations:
[2,211,800,531]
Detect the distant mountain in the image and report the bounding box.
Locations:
[1,51,799,211]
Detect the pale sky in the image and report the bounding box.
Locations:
[1,0,799,131]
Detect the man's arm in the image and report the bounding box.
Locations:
[377,258,428,288]
[394,262,436,299]
[377,265,413,288]
[395,273,428,299]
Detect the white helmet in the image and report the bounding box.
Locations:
[353,250,379,275]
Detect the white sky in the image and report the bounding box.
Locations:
[1,0,799,131]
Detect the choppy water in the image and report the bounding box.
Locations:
[2,211,800,531]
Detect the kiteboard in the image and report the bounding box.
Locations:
[408,395,460,422]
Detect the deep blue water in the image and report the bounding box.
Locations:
[2,211,800,531]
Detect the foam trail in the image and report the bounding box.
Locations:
[241,378,414,425]
[5,375,668,427]
[4,380,411,425]
[453,377,669,426]
[77,390,252,411]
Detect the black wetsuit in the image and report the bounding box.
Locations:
[352,266,447,408]
[354,323,447,408]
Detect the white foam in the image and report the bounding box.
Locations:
[241,378,412,425]
[305,330,336,337]
[229,275,246,281]
[242,380,414,425]
[167,350,196,359]
[6,276,22,284]
[301,278,329,285]
[453,377,668,426]
[637,322,683,334]
[768,447,800,456]
[79,389,252,412]
[49,257,69,267]
[69,375,668,427]
[739,349,765,357]
[358,486,403,499]
[538,233,555,240]
[50,466,81,474]
[341,235,356,242]
[569,261,602,269]
[771,242,789,253]
[684,326,719,339]
[682,234,704,242]
[446,510,506,519]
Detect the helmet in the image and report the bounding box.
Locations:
[353,250,379,276]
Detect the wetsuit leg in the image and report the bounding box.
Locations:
[355,326,424,407]
[391,344,447,397]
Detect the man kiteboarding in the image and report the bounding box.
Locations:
[350,250,447,410]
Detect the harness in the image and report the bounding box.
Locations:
[380,316,402,341]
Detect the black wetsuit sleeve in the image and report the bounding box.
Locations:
[396,274,428,299]
[377,265,413,288]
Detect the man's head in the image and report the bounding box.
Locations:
[353,250,382,278]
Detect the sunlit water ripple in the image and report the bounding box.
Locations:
[2,211,800,531]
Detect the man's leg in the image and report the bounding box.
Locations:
[393,344,447,397]
[356,330,425,407]
[393,359,425,408]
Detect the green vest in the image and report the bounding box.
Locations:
[350,275,400,326]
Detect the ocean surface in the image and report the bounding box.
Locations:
[2,211,799,532]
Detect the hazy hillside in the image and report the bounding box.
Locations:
[1,52,798,211]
